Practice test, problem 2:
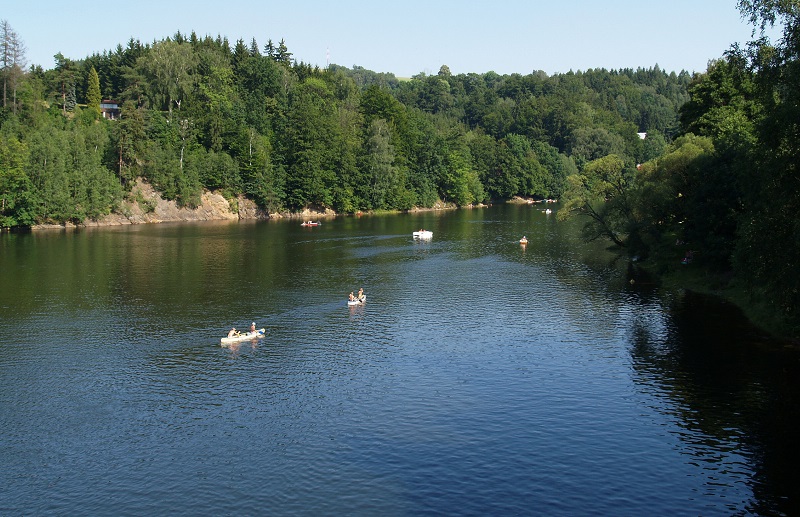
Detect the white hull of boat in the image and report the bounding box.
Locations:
[413,231,433,239]
[348,296,366,306]
[221,328,265,345]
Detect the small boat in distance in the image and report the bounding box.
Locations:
[221,328,265,346]
[413,230,433,239]
[348,295,366,306]
[348,288,367,306]
[301,221,321,227]
[520,236,528,245]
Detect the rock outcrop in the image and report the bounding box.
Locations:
[82,179,268,227]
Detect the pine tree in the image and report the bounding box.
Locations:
[263,39,275,59]
[275,39,292,66]
[248,38,260,57]
[86,66,102,116]
[65,85,76,112]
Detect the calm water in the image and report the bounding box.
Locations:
[1,205,798,516]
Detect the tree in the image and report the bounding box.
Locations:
[194,62,235,152]
[364,118,398,209]
[86,66,102,117]
[233,126,283,211]
[53,53,77,115]
[1,19,26,113]
[679,51,757,138]
[0,130,33,227]
[418,75,454,114]
[112,101,147,186]
[559,154,630,247]
[531,140,574,199]
[284,78,338,209]
[442,147,484,206]
[274,39,292,67]
[137,40,197,119]
[733,0,800,331]
[359,84,405,126]
[569,127,626,165]
[630,134,717,258]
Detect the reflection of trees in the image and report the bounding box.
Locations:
[629,290,800,516]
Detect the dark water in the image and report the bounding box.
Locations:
[1,205,798,516]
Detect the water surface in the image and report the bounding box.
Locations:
[1,205,798,515]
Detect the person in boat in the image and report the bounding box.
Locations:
[349,292,355,302]
[228,327,238,338]
[249,322,256,333]
[357,288,365,302]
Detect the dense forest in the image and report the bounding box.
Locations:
[0,27,688,222]
[0,1,798,336]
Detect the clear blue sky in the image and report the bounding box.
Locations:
[4,0,765,77]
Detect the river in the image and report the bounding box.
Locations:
[1,204,798,516]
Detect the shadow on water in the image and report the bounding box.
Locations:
[630,289,800,516]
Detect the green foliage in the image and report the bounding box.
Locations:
[137,40,197,117]
[2,27,694,229]
[284,78,339,209]
[363,118,399,209]
[0,130,34,226]
[559,154,630,247]
[86,66,102,117]
[629,134,717,258]
[731,0,800,333]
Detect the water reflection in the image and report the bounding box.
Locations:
[1,206,799,515]
[629,290,800,516]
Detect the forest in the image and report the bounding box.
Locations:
[0,1,798,336]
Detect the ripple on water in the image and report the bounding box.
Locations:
[1,208,792,516]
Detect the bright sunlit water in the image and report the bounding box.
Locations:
[1,205,798,516]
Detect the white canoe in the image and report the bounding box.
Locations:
[221,328,265,345]
[348,296,366,306]
[413,230,433,239]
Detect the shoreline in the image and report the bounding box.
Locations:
[26,179,489,231]
[14,188,797,341]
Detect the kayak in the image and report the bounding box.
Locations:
[348,296,366,306]
[220,328,265,345]
[413,230,433,239]
[520,238,528,244]
[301,221,321,227]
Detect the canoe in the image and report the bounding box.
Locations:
[348,296,366,306]
[520,238,528,244]
[221,328,265,345]
[301,222,321,227]
[413,230,433,239]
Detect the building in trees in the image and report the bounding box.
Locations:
[100,99,120,120]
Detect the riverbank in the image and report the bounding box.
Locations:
[31,179,341,230]
[636,251,799,344]
[30,179,478,230]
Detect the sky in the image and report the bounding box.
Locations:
[3,0,769,77]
